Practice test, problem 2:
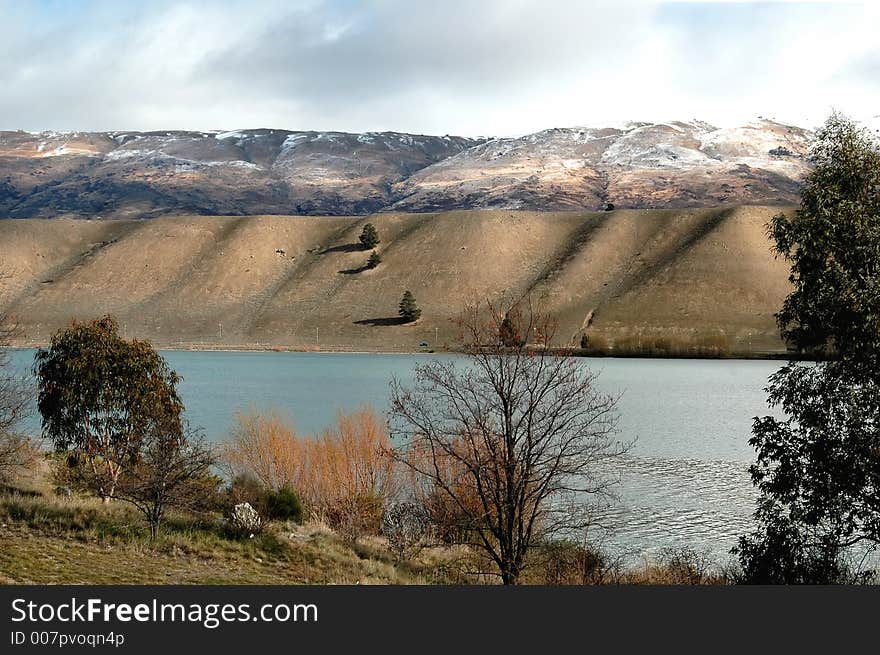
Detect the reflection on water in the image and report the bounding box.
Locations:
[8,349,783,560]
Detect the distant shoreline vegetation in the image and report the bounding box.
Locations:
[5,340,819,361]
[4,344,813,361]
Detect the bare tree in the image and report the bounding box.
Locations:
[63,421,218,539]
[389,299,628,584]
[0,313,28,434]
[114,426,217,539]
[0,312,38,485]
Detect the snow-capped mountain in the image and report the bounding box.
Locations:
[0,120,814,218]
[0,129,479,217]
[390,119,811,211]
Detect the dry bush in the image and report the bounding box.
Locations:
[579,332,611,356]
[325,493,384,543]
[611,332,732,358]
[222,406,399,540]
[0,433,41,487]
[222,410,305,491]
[305,407,399,540]
[624,547,726,585]
[402,439,496,545]
[382,501,430,562]
[532,539,622,585]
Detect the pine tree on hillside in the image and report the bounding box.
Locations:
[398,290,421,323]
[359,223,380,249]
[366,250,382,269]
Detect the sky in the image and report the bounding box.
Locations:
[0,0,877,137]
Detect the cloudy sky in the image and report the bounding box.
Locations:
[0,0,877,136]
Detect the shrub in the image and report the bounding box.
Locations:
[366,250,381,269]
[536,539,618,585]
[499,311,523,347]
[654,546,714,584]
[306,407,399,536]
[221,406,399,537]
[382,501,430,561]
[0,432,40,487]
[579,332,611,355]
[265,486,304,524]
[326,492,384,543]
[610,332,731,358]
[224,473,268,515]
[54,485,73,499]
[222,411,304,492]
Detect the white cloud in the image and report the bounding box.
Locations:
[0,0,877,135]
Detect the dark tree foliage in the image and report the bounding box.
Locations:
[769,112,880,379]
[733,501,871,584]
[366,250,382,269]
[34,316,184,500]
[734,364,880,582]
[265,486,305,523]
[359,223,380,249]
[498,310,523,347]
[736,114,880,583]
[398,290,421,323]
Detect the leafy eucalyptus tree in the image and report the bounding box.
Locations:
[735,113,880,583]
[34,316,184,500]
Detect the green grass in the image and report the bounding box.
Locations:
[0,483,735,586]
[0,488,441,585]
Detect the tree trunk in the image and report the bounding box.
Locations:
[103,459,120,502]
[500,560,520,585]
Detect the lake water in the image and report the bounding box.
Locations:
[7,349,783,563]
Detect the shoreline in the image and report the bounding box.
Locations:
[8,341,804,361]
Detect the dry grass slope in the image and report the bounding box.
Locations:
[0,491,426,584]
[0,206,792,353]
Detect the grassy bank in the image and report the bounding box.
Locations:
[0,487,448,585]
[0,481,729,586]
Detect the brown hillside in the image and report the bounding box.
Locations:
[0,207,792,353]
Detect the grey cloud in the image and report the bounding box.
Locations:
[0,0,877,135]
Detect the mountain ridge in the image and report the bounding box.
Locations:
[0,119,812,218]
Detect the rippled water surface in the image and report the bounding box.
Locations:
[9,350,783,560]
